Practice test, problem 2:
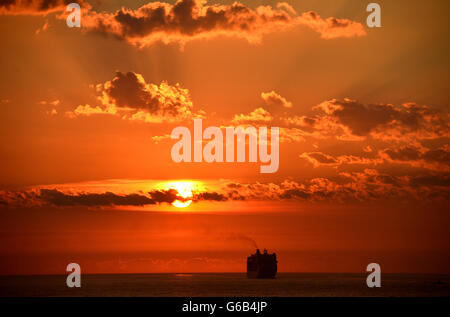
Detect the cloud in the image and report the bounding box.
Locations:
[0,189,40,208]
[151,134,172,144]
[148,188,185,204]
[300,151,383,168]
[285,98,450,141]
[219,96,446,149]
[79,0,365,47]
[39,99,60,106]
[0,187,232,208]
[224,170,450,202]
[2,170,449,208]
[0,188,188,207]
[298,11,366,39]
[67,104,115,117]
[39,189,156,206]
[300,145,450,172]
[0,0,89,15]
[67,71,204,123]
[231,107,272,124]
[193,191,227,201]
[380,145,450,171]
[300,151,339,167]
[39,99,60,115]
[0,1,366,46]
[409,175,450,188]
[278,127,306,143]
[35,19,49,34]
[46,108,57,115]
[261,91,292,108]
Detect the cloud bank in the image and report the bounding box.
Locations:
[2,170,449,209]
[80,0,366,47]
[1,1,366,47]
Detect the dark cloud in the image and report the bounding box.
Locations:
[81,0,295,47]
[300,145,450,172]
[148,189,183,204]
[286,99,449,141]
[1,1,366,47]
[39,189,155,206]
[317,99,398,136]
[193,191,227,201]
[79,0,365,47]
[68,71,202,123]
[300,151,382,168]
[422,148,450,165]
[226,183,242,189]
[106,72,192,116]
[380,145,450,171]
[409,175,450,188]
[40,188,210,207]
[0,188,200,208]
[2,169,449,209]
[0,0,89,15]
[382,146,422,161]
[0,187,239,208]
[279,188,311,199]
[221,169,450,202]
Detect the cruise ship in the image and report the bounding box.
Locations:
[246,249,277,278]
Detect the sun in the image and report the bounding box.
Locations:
[170,181,193,208]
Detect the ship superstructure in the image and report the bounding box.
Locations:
[247,249,277,278]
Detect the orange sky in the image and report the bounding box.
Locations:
[0,0,449,274]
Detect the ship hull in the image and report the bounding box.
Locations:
[246,268,277,279]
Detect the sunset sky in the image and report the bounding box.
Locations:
[0,0,449,275]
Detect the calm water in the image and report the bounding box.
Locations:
[1,273,449,297]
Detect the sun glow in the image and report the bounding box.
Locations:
[169,181,193,208]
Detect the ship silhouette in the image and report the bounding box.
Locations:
[247,248,277,278]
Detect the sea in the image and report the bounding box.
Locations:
[0,273,449,297]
